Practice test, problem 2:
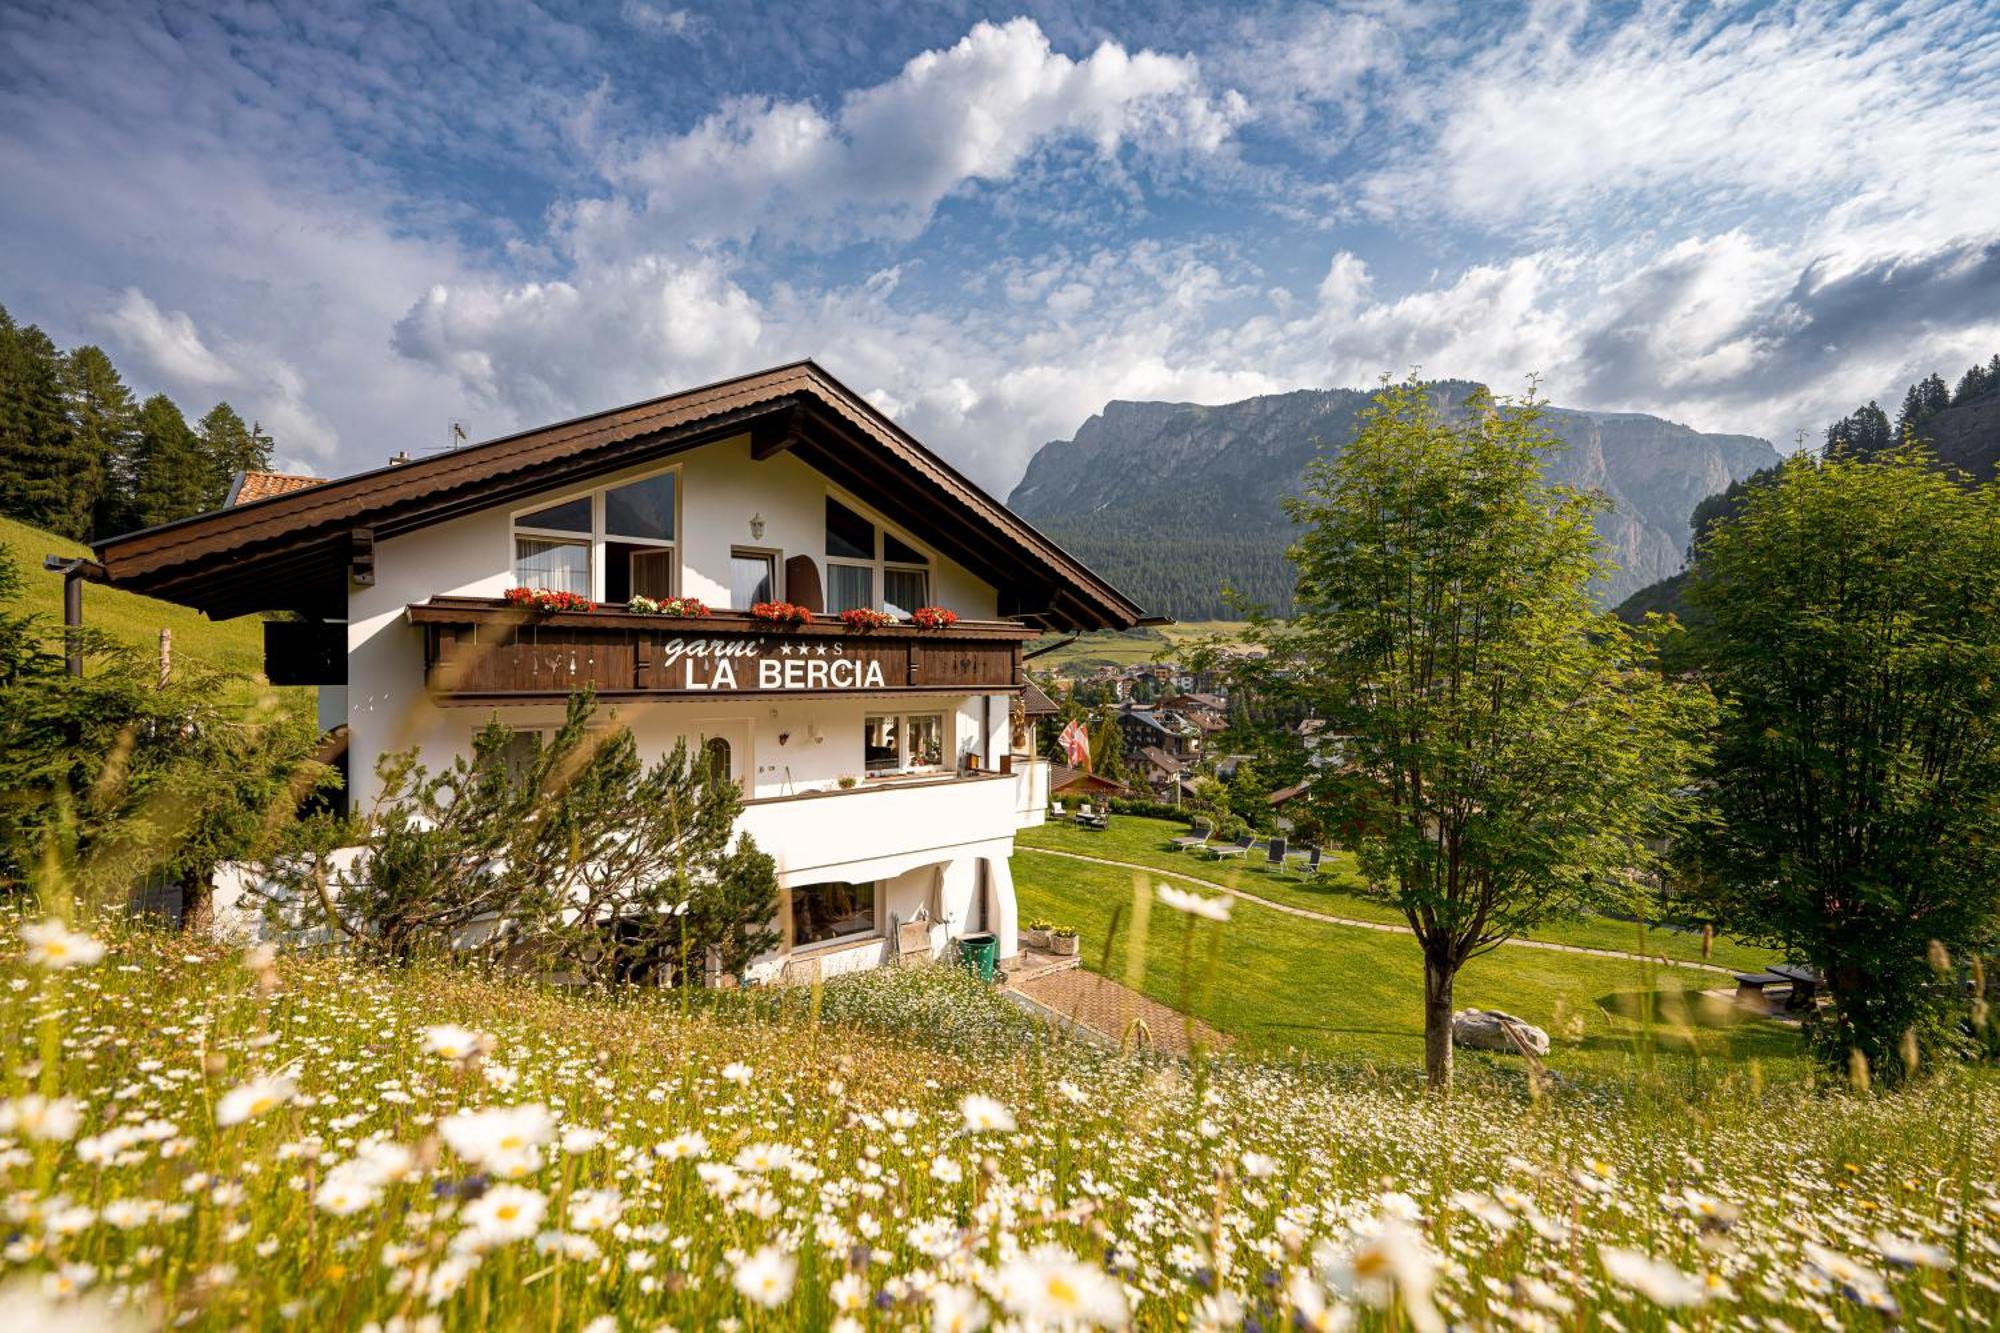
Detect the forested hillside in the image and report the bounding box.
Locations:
[1614,350,2000,623]
[1010,384,1774,619]
[0,301,279,541]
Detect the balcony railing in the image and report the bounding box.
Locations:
[737,768,1022,885]
[406,596,1036,704]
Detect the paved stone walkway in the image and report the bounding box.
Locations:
[1012,967,1230,1057]
[1020,847,1738,977]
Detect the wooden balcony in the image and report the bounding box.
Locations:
[406,596,1035,705]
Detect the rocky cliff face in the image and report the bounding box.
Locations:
[1007,385,1776,619]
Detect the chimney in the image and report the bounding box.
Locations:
[388,450,412,466]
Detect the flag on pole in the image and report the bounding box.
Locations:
[1058,719,1091,770]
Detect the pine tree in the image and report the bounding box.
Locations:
[0,305,91,538]
[195,401,274,509]
[1825,401,1893,459]
[1089,715,1125,781]
[64,345,138,539]
[130,394,210,529]
[1956,359,1997,406]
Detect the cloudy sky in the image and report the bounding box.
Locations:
[3,0,1997,492]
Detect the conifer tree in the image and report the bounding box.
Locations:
[65,345,138,538]
[0,305,91,537]
[1089,715,1125,781]
[130,394,210,529]
[195,401,274,509]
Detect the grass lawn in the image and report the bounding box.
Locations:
[1020,813,1772,973]
[1013,849,1805,1080]
[2,514,272,678]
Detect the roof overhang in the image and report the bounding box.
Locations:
[90,361,1146,630]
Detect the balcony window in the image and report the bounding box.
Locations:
[827,493,935,616]
[790,880,878,948]
[865,711,946,774]
[511,466,678,602]
[513,536,589,597]
[883,567,929,617]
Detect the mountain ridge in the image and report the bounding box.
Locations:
[1008,383,1778,619]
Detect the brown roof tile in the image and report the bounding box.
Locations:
[228,471,327,505]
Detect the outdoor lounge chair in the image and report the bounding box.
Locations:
[1289,846,1324,876]
[1168,820,1212,853]
[1210,834,1254,860]
[1261,836,1288,871]
[1050,800,1066,818]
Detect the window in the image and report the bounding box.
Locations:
[790,880,877,948]
[513,537,589,597]
[729,550,776,609]
[864,711,946,774]
[826,497,874,560]
[627,549,676,600]
[499,729,542,784]
[863,715,900,775]
[828,564,874,614]
[825,493,934,615]
[510,466,679,602]
[703,736,732,785]
[883,567,929,616]
[604,472,675,542]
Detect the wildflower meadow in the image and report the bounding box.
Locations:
[2,901,1998,1330]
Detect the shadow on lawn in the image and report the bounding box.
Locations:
[1581,987,1801,1060]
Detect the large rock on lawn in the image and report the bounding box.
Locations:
[1452,1009,1551,1056]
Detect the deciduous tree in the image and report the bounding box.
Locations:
[1685,447,2000,1083]
[1276,379,1713,1089]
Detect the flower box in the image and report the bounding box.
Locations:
[628,595,711,618]
[839,607,895,632]
[504,587,592,614]
[909,606,959,630]
[751,601,814,627]
[1050,930,1079,957]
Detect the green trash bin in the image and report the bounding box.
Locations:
[957,932,998,983]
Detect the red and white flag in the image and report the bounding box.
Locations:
[1058,719,1091,770]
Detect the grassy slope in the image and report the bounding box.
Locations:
[1014,851,1803,1078]
[1,515,270,677]
[1030,619,1254,672]
[1020,814,1770,972]
[8,920,1992,1329]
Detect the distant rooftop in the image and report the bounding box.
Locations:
[226,470,328,506]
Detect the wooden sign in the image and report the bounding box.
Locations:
[418,613,1021,703]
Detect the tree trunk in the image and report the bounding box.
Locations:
[1423,953,1456,1091]
[179,869,214,937]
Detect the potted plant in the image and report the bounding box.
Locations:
[836,775,859,790]
[751,600,814,627]
[505,586,592,614]
[1023,918,1054,950]
[1050,925,1079,957]
[909,605,959,630]
[839,607,894,632]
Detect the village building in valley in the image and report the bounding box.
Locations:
[86,362,1145,981]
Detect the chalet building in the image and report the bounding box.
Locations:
[1114,703,1200,764]
[88,362,1144,981]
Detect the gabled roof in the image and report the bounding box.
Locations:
[1049,764,1131,796]
[91,361,1145,629]
[226,470,327,506]
[1020,681,1060,717]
